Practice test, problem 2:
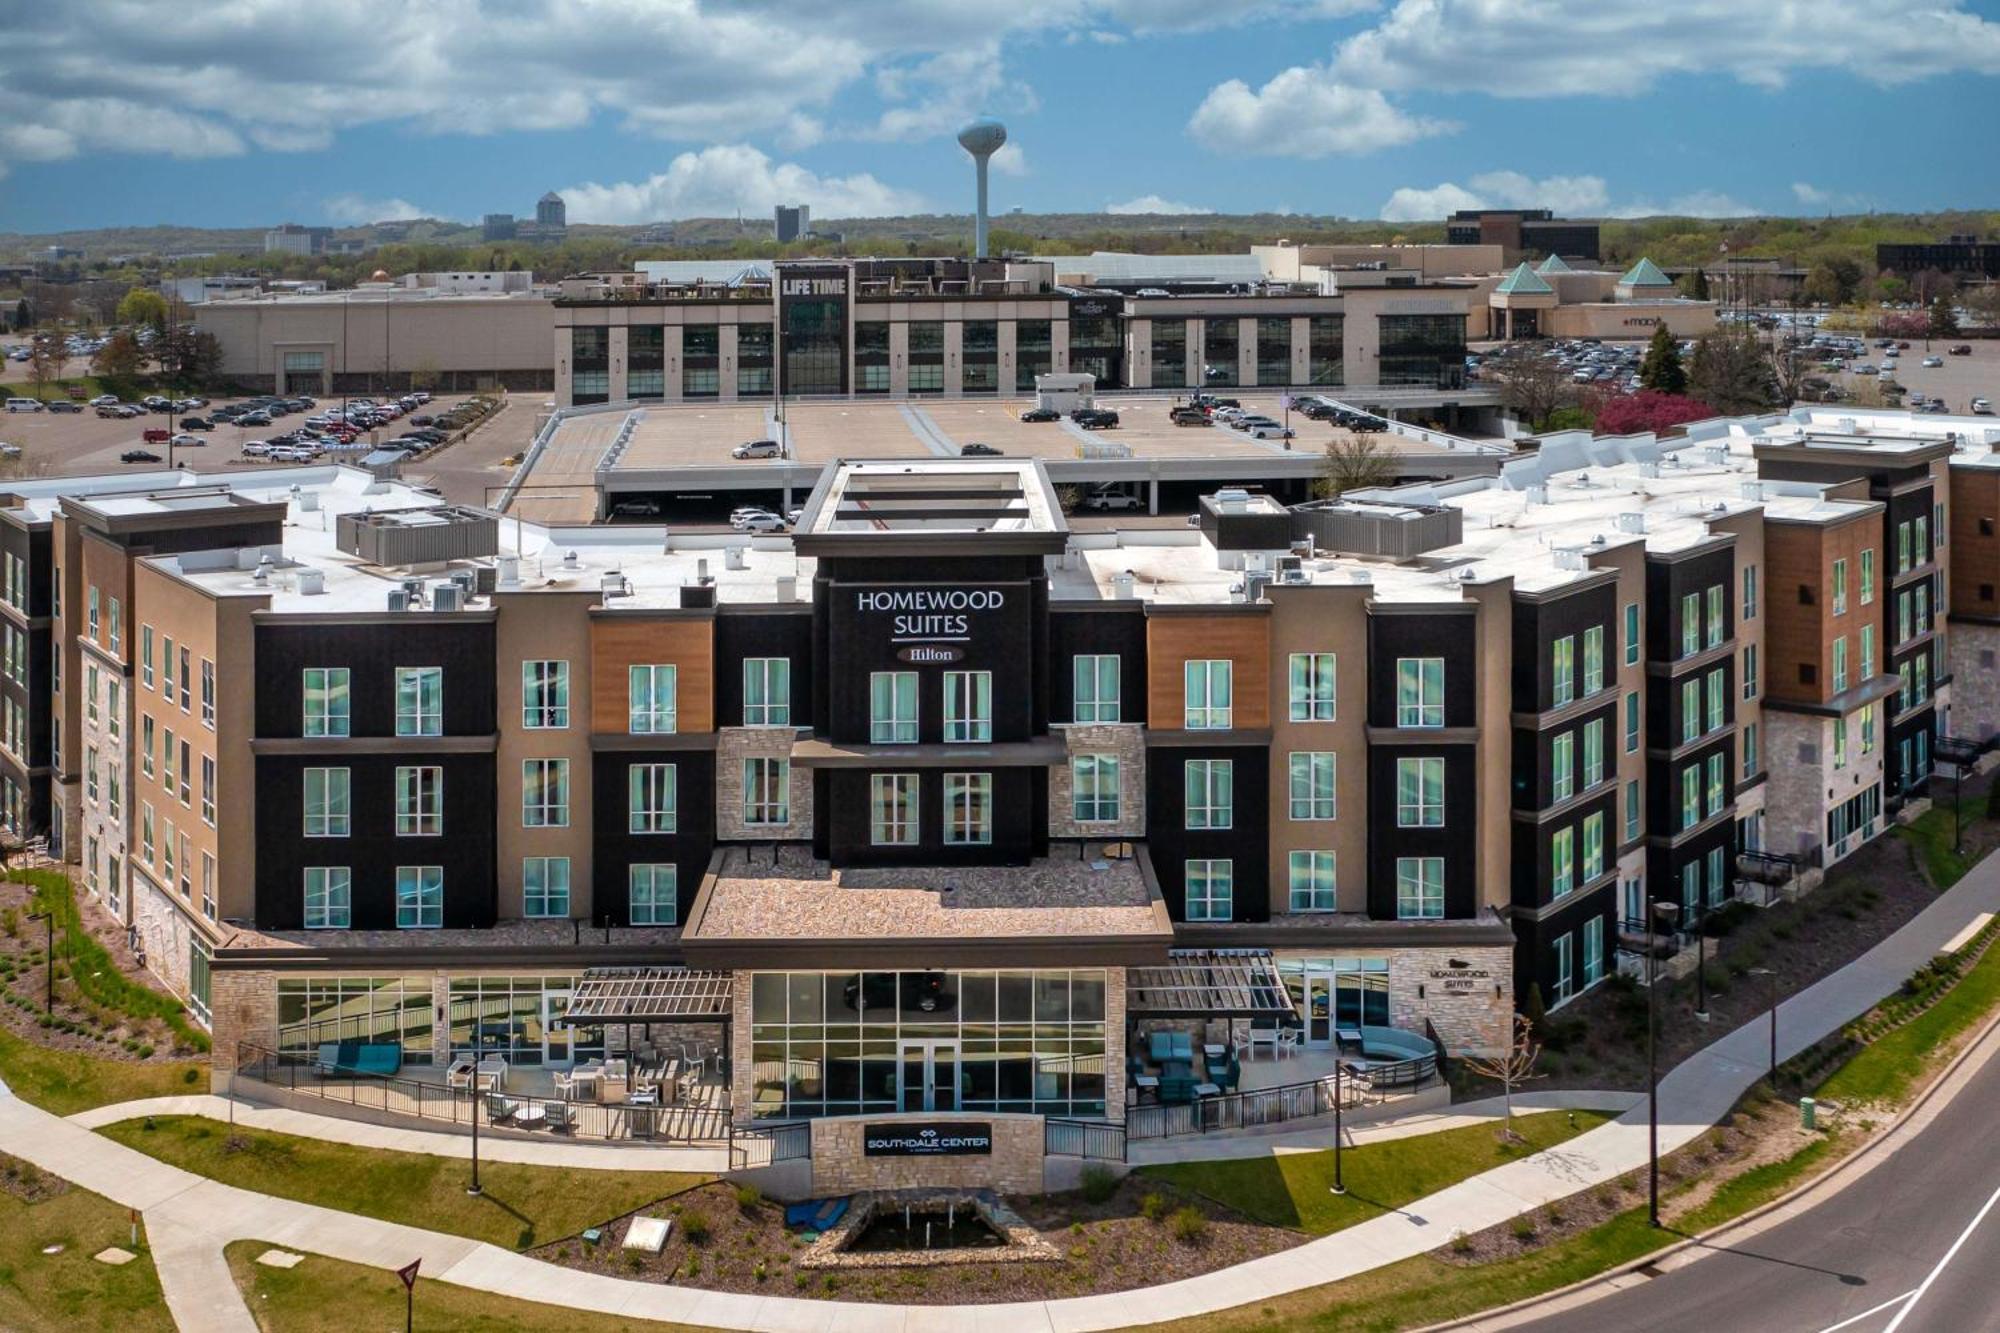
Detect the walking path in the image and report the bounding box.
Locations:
[3,850,1994,1332]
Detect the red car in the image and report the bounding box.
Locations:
[141,427,170,443]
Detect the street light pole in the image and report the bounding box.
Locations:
[1331,1055,1346,1195]
[27,910,52,1013]
[1693,899,1708,1022]
[467,1086,482,1196]
[1749,967,1779,1091]
[1644,900,1681,1228]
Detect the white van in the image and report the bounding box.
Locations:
[4,398,43,413]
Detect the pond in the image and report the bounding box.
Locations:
[846,1205,1005,1253]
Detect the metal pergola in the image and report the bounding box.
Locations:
[1127,949,1296,1020]
[561,967,734,1024]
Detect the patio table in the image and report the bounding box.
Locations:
[513,1103,549,1130]
[445,1058,476,1091]
[1193,1082,1222,1098]
[475,1057,508,1092]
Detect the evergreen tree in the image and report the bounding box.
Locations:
[1638,325,1688,394]
[1686,266,1711,301]
[1929,293,1960,339]
[11,299,27,331]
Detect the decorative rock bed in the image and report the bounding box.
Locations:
[796,1189,1061,1270]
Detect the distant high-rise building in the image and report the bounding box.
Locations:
[536,192,567,229]
[263,223,332,256]
[1444,209,1599,262]
[483,213,519,242]
[1877,234,2000,278]
[774,204,810,244]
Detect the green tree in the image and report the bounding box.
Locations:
[115,287,169,335]
[1684,266,1711,301]
[1801,258,1862,307]
[1928,293,1960,338]
[1638,325,1688,394]
[157,327,224,389]
[1317,433,1396,498]
[1688,331,1779,414]
[92,331,144,386]
[9,299,27,332]
[25,330,63,401]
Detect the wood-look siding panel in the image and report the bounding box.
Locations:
[1145,616,1271,730]
[590,619,715,733]
[1765,516,1875,706]
[1951,470,2000,615]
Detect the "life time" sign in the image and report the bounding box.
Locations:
[863,1122,994,1156]
[855,587,1008,644]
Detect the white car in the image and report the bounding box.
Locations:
[4,398,43,413]
[1248,424,1295,440]
[89,394,120,407]
[169,433,203,448]
[732,439,782,459]
[1973,398,1994,416]
[241,441,273,457]
[735,512,788,533]
[1921,356,1944,368]
[1081,491,1143,512]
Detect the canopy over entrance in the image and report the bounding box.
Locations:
[561,966,734,1024]
[1127,949,1296,1020]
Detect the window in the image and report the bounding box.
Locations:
[178,738,191,805]
[1554,933,1575,1004]
[1898,520,1912,574]
[628,763,677,834]
[1583,625,1604,696]
[1584,915,1606,986]
[86,664,98,724]
[1552,635,1575,707]
[303,668,349,737]
[1681,765,1701,830]
[1288,851,1337,912]
[1186,859,1233,921]
[1396,857,1445,920]
[870,671,918,743]
[395,667,442,736]
[1288,652,1337,721]
[1744,722,1759,778]
[943,670,993,742]
[109,598,122,652]
[1861,702,1877,755]
[1682,862,1701,914]
[304,868,351,929]
[1185,759,1234,829]
[1860,624,1876,680]
[1744,644,1759,699]
[85,744,99,804]
[1584,718,1605,789]
[744,757,790,826]
[1742,565,1757,620]
[1681,592,1700,657]
[521,758,569,828]
[1626,690,1641,753]
[1833,635,1849,695]
[1706,585,1724,648]
[944,772,993,845]
[141,625,155,688]
[627,664,676,734]
[200,756,215,826]
[1832,558,1849,615]
[1707,845,1728,907]
[1396,657,1445,727]
[161,726,174,795]
[1916,515,1929,565]
[161,635,174,699]
[303,768,350,837]
[200,659,214,727]
[1682,679,1701,743]
[1834,716,1849,769]
[522,660,570,728]
[1551,826,1574,898]
[1860,548,1875,605]
[107,768,120,821]
[200,852,216,919]
[1397,757,1445,827]
[743,657,790,726]
[629,864,678,925]
[141,803,155,862]
[1073,655,1121,722]
[871,773,919,844]
[1183,659,1233,729]
[1706,752,1725,816]
[1706,668,1724,733]
[1584,810,1606,881]
[1553,732,1575,802]
[1287,752,1336,821]
[1072,756,1120,823]
[394,766,442,836]
[88,586,99,640]
[178,647,190,710]
[523,857,570,918]
[395,866,443,929]
[1624,603,1641,665]
[107,679,120,739]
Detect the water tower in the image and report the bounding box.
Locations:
[957,118,1007,260]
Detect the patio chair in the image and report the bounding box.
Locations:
[484,1093,519,1126]
[544,1102,578,1134]
[1158,1074,1198,1105]
[1247,1027,1278,1060]
[1213,1052,1242,1092]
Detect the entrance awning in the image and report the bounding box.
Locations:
[1127,949,1296,1019]
[561,967,734,1024]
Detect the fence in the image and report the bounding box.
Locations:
[1045,1117,1127,1161]
[234,1042,733,1147]
[734,1119,813,1166]
[1124,1055,1438,1142]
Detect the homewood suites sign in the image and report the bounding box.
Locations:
[855,587,1008,644]
[864,1122,994,1156]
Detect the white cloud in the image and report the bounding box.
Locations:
[990,142,1028,176]
[559,145,926,224]
[1379,182,1489,223]
[322,195,437,225]
[1605,191,1754,219]
[1106,195,1214,215]
[1189,68,1454,157]
[1380,171,1749,221]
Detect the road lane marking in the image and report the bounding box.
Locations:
[1882,1176,2000,1333]
[1814,1290,1915,1333]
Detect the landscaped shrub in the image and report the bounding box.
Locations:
[1167,1205,1208,1245]
[680,1211,712,1245]
[733,1183,762,1213]
[1139,1192,1169,1222]
[1078,1164,1120,1204]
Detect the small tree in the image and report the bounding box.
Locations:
[1638,325,1687,394]
[1460,1013,1545,1140]
[1318,433,1396,498]
[1684,267,1711,301]
[1591,390,1717,436]
[1928,294,1960,339]
[10,299,28,331]
[1492,356,1576,433]
[25,331,62,402]
[92,331,144,388]
[115,287,170,336]
[1688,331,1778,415]
[158,328,224,390]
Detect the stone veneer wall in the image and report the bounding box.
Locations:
[1383,944,1511,1056]
[1763,710,1886,866]
[714,728,814,842]
[1047,724,1147,839]
[810,1113,1045,1196]
[132,869,195,999]
[1948,625,2000,742]
[208,967,278,1078]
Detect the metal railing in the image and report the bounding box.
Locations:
[734,1119,812,1165]
[1045,1117,1127,1161]
[234,1041,733,1147]
[1125,1056,1438,1142]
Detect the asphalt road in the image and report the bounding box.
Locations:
[1520,1038,2000,1333]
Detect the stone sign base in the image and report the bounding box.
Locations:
[810,1113,1045,1196]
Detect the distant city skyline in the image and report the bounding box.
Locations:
[1,1,1997,234]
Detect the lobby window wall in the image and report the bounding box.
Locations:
[855,321,890,394]
[1202,317,1239,387]
[1015,319,1052,391]
[1150,319,1187,389]
[1069,315,1123,389]
[446,975,604,1066]
[570,328,610,404]
[962,320,999,394]
[748,968,1108,1119]
[907,320,945,394]
[682,324,720,398]
[276,976,434,1058]
[1308,315,1345,386]
[780,301,842,396]
[1378,314,1467,389]
[737,322,774,398]
[627,326,665,400]
[1256,317,1293,386]
[1276,957,1390,1031]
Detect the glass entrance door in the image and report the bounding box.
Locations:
[898,1040,959,1112]
[543,992,574,1068]
[1304,972,1334,1047]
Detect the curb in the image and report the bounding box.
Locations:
[1415,998,2000,1332]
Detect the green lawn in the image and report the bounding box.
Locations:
[0,1172,173,1331]
[0,1027,207,1115]
[226,1241,701,1332]
[1138,1109,1614,1235]
[1896,794,1985,889]
[102,1116,707,1250]
[1818,932,2000,1106]
[1676,1129,1844,1234]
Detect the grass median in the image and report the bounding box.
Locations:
[1818,927,2000,1107]
[1136,1109,1614,1235]
[0,1026,207,1115]
[100,1116,708,1250]
[0,1156,173,1332]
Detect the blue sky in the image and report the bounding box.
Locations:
[2,1,1997,234]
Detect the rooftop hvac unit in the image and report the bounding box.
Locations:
[1703,446,1728,466]
[1740,481,1765,501]
[387,589,409,612]
[297,489,320,513]
[431,584,462,612]
[775,575,797,602]
[725,546,748,571]
[451,570,476,596]
[1111,570,1136,600]
[496,555,520,587]
[474,565,497,595]
[1526,485,1549,505]
[296,569,326,596]
[400,577,425,602]
[1215,488,1251,512]
[1616,511,1647,534]
[601,571,629,599]
[1276,555,1302,576]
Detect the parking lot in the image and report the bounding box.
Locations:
[1830,337,2000,415]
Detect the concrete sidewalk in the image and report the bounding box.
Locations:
[1,844,1992,1332]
